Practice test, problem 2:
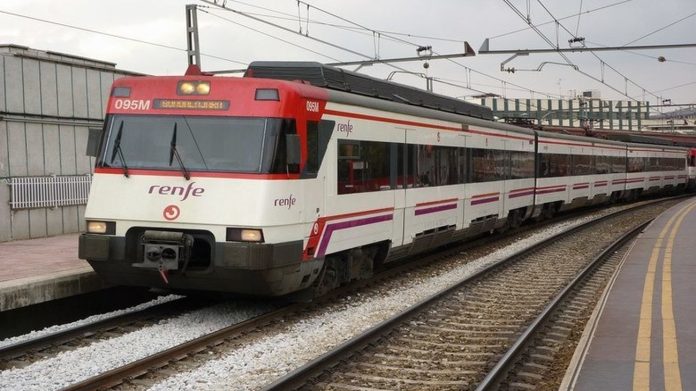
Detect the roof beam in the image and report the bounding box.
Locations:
[478,39,696,55]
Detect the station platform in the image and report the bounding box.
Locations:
[562,196,696,391]
[0,234,107,312]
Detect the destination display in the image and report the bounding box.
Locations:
[153,99,229,110]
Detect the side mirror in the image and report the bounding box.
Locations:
[86,128,103,157]
[286,134,301,166]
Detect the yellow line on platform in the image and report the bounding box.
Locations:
[632,201,693,391]
[661,202,696,391]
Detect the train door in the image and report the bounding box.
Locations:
[391,130,407,248]
[315,124,400,258]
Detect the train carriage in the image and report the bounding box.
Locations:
[79,62,690,297]
[689,148,696,190]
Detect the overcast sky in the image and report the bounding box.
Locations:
[1,0,694,106]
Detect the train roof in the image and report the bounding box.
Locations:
[534,128,627,148]
[245,61,494,121]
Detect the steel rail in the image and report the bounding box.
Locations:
[261,199,666,390]
[0,296,190,363]
[475,219,651,390]
[59,195,685,390]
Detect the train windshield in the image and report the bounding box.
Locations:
[97,115,295,174]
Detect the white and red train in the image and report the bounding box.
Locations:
[79,62,691,296]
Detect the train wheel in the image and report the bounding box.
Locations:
[508,209,524,229]
[311,256,340,297]
[540,204,554,220]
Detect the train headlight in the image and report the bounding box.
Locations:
[86,221,115,235]
[226,228,264,243]
[179,82,195,95]
[195,82,211,95]
[177,81,211,95]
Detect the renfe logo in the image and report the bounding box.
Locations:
[148,182,205,201]
[274,194,296,209]
[337,120,353,136]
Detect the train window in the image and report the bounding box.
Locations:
[306,121,319,173]
[495,150,508,180]
[611,156,627,173]
[415,145,435,186]
[437,146,459,186]
[648,157,661,171]
[509,151,535,179]
[415,145,459,186]
[470,148,507,182]
[457,148,468,184]
[571,154,593,176]
[302,120,334,178]
[405,144,417,188]
[627,157,644,173]
[665,158,673,171]
[99,115,299,175]
[337,140,392,194]
[538,153,570,178]
[595,155,611,174]
[395,144,409,188]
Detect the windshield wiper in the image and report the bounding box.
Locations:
[169,123,190,180]
[109,121,129,178]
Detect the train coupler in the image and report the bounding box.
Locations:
[133,230,194,277]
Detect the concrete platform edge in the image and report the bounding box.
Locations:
[0,266,109,312]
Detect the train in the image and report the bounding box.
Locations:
[79,62,695,296]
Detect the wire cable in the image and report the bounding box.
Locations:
[0,8,248,66]
[512,0,663,113]
[201,0,576,100]
[489,0,632,40]
[199,0,374,60]
[653,80,696,93]
[623,10,696,46]
[535,0,662,102]
[574,0,583,37]
[201,9,343,62]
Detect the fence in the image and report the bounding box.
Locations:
[8,175,92,209]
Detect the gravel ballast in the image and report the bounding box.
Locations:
[0,206,636,391]
[149,215,606,390]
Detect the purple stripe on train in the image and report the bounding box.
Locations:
[415,203,458,216]
[535,187,566,195]
[316,214,394,257]
[509,191,535,198]
[471,196,500,205]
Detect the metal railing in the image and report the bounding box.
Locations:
[8,175,91,209]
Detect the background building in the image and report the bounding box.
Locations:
[0,45,137,242]
[475,94,650,131]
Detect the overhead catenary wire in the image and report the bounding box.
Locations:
[501,0,663,114]
[653,80,696,94]
[200,0,467,44]
[623,10,696,46]
[198,0,376,61]
[200,9,343,62]
[534,0,663,103]
[489,0,632,40]
[490,0,696,68]
[200,0,564,100]
[291,0,571,99]
[0,8,248,66]
[574,0,583,37]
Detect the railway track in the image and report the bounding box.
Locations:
[0,296,204,370]
[50,197,680,391]
[262,201,669,390]
[477,220,647,390]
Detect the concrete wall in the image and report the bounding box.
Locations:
[0,45,138,242]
